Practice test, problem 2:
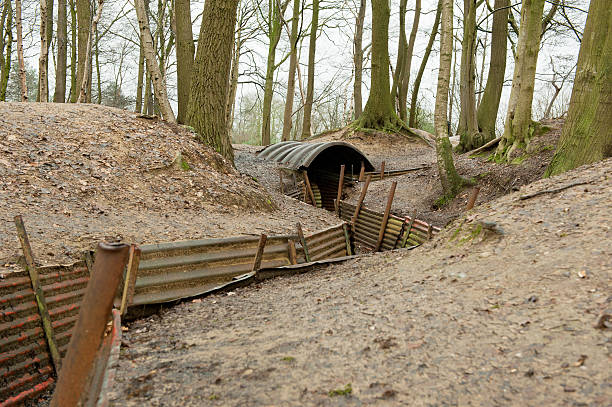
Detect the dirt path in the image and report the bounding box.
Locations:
[110,159,612,406]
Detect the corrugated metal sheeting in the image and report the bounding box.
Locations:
[258,141,375,171]
[303,224,349,261]
[0,261,89,406]
[131,235,297,306]
[338,201,440,250]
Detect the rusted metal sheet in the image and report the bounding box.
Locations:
[257,141,375,172]
[51,243,130,407]
[129,235,297,306]
[0,259,90,407]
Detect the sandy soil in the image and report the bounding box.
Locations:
[110,158,612,406]
[0,103,339,268]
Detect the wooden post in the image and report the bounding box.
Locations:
[335,164,345,213]
[358,161,365,181]
[466,186,480,210]
[375,181,397,251]
[251,234,268,273]
[14,215,61,375]
[342,223,353,256]
[296,223,310,263]
[401,211,418,248]
[303,170,316,207]
[119,245,141,315]
[427,224,433,240]
[380,161,386,180]
[288,240,297,265]
[279,170,285,193]
[351,174,372,228]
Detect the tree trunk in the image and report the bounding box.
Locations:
[434,0,464,198]
[353,0,366,119]
[0,0,12,101]
[38,0,49,102]
[261,0,288,145]
[495,0,545,161]
[301,0,319,139]
[186,0,239,163]
[95,28,101,103]
[175,0,194,123]
[398,0,420,121]
[69,0,77,102]
[135,0,175,121]
[135,40,144,112]
[475,0,508,142]
[391,0,407,109]
[545,0,612,176]
[455,0,479,152]
[281,0,301,141]
[54,0,67,102]
[16,0,27,101]
[226,23,241,136]
[409,0,441,128]
[45,0,53,97]
[77,0,103,103]
[355,0,398,130]
[75,0,90,102]
[144,70,153,114]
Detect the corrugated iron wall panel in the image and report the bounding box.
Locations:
[338,201,440,250]
[304,224,348,261]
[130,235,296,306]
[0,261,89,406]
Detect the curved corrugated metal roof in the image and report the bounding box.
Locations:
[257,141,374,171]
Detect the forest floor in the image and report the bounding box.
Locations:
[110,157,611,406]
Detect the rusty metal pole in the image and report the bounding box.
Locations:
[466,186,480,210]
[351,175,372,229]
[50,242,130,407]
[380,161,386,180]
[14,215,62,375]
[375,181,397,251]
[251,234,267,274]
[335,164,345,214]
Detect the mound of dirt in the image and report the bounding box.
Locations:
[0,103,340,267]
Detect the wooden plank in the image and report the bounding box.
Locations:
[296,223,310,263]
[350,175,372,230]
[288,240,297,265]
[251,234,268,273]
[401,211,418,248]
[375,181,397,251]
[14,215,61,375]
[303,171,316,207]
[342,223,352,256]
[335,164,345,214]
[380,161,385,180]
[119,245,141,315]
